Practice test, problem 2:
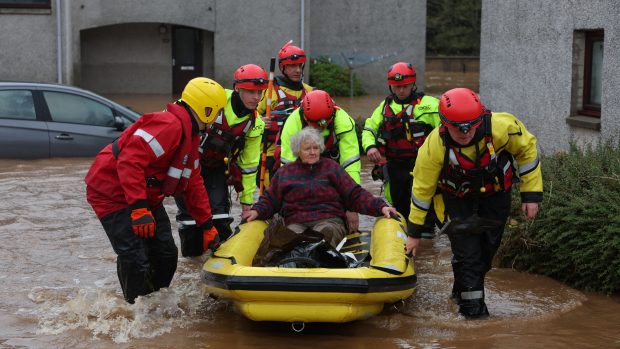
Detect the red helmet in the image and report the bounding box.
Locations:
[278,41,307,71]
[439,88,486,133]
[301,90,335,128]
[233,64,268,90]
[387,62,416,86]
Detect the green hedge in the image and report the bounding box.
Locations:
[309,57,365,97]
[496,140,620,294]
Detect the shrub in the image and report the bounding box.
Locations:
[309,57,365,97]
[496,140,620,294]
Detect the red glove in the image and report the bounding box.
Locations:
[130,203,155,238]
[203,226,220,252]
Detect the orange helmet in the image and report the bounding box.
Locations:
[387,62,416,86]
[233,64,268,90]
[278,41,307,71]
[439,88,486,134]
[301,90,335,128]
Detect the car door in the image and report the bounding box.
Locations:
[40,90,130,157]
[0,89,50,159]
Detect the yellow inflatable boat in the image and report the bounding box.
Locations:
[202,216,416,325]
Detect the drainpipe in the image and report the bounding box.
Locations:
[300,0,304,50]
[63,0,72,85]
[56,0,62,83]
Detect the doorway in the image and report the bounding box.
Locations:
[172,26,203,95]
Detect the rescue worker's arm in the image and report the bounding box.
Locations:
[362,103,385,163]
[336,111,361,184]
[495,112,543,220]
[238,118,265,205]
[408,130,444,232]
[494,112,543,202]
[279,110,302,165]
[405,130,443,255]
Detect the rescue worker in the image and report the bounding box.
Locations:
[406,87,543,318]
[362,62,441,237]
[280,89,362,232]
[175,64,266,248]
[256,41,313,186]
[85,77,227,304]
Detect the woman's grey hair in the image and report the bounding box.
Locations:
[290,127,325,157]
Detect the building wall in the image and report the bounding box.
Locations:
[214,0,304,87]
[310,0,427,95]
[0,0,428,96]
[480,0,620,153]
[0,8,58,82]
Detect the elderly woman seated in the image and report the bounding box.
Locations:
[243,127,396,247]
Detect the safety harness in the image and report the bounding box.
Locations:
[438,113,515,198]
[379,95,434,159]
[263,83,307,143]
[199,110,256,193]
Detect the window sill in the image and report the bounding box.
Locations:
[566,115,601,131]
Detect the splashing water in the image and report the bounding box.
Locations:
[31,280,224,343]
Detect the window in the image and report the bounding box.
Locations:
[582,30,603,117]
[43,91,115,127]
[0,0,50,8]
[568,29,604,130]
[0,90,36,120]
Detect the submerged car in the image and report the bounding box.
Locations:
[0,82,140,159]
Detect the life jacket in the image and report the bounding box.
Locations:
[112,103,200,197]
[264,84,307,143]
[438,113,515,198]
[380,95,434,159]
[200,110,256,168]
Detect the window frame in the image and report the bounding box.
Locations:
[0,0,50,9]
[580,30,603,118]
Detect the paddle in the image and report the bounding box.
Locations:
[258,57,276,195]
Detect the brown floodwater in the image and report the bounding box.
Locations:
[1,94,619,348]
